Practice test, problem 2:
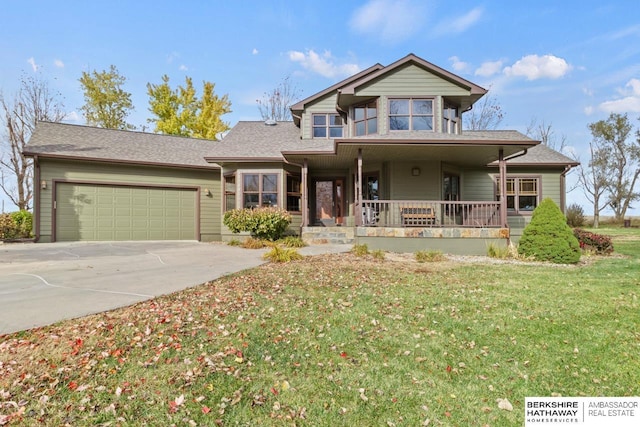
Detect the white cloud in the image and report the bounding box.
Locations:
[434,7,483,36]
[54,59,64,68]
[584,106,595,115]
[179,64,188,71]
[599,78,640,113]
[64,111,81,122]
[288,50,360,78]
[252,48,259,55]
[27,57,38,72]
[503,54,571,80]
[349,0,426,44]
[448,56,469,73]
[475,60,503,77]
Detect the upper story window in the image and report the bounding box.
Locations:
[313,114,343,138]
[389,98,433,131]
[354,101,377,136]
[442,103,459,134]
[496,176,540,214]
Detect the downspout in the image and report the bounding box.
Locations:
[559,164,574,213]
[33,155,41,243]
[335,90,348,122]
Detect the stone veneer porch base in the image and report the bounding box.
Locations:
[355,226,510,256]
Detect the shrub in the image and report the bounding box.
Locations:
[242,237,267,249]
[0,213,17,239]
[0,211,33,239]
[262,246,303,263]
[371,249,385,260]
[351,244,369,257]
[227,239,242,246]
[279,236,306,248]
[566,203,585,227]
[487,242,510,259]
[415,250,445,262]
[518,198,581,264]
[223,207,292,241]
[573,228,614,255]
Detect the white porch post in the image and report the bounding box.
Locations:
[498,149,508,228]
[302,158,308,227]
[356,149,363,226]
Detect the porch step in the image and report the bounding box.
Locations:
[301,226,355,245]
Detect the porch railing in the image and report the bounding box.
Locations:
[360,200,503,228]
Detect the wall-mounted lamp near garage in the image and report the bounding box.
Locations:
[203,188,211,196]
[41,180,47,190]
[411,167,421,176]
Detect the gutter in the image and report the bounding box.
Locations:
[503,148,528,162]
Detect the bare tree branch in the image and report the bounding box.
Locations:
[257,76,301,121]
[0,73,65,210]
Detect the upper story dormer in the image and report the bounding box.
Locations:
[290,53,487,140]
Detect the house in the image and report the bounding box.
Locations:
[24,53,578,255]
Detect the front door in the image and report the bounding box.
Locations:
[313,178,344,225]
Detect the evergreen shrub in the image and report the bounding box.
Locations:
[518,198,581,264]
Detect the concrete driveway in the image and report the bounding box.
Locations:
[0,241,351,335]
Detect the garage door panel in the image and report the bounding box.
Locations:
[56,183,197,241]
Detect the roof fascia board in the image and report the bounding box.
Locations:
[22,151,219,170]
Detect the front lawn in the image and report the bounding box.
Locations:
[1,230,638,426]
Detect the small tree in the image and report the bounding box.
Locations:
[79,65,135,130]
[518,198,581,264]
[256,76,301,121]
[574,141,609,228]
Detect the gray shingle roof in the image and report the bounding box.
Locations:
[24,121,219,169]
[207,121,301,160]
[501,144,579,166]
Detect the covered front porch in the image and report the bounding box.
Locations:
[285,134,536,254]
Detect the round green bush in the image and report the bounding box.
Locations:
[518,198,581,264]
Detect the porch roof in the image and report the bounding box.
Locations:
[282,130,538,168]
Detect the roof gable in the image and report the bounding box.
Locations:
[339,53,487,96]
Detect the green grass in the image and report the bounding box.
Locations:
[1,231,639,425]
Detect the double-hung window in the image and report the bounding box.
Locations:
[313,114,343,138]
[496,176,540,213]
[389,98,433,131]
[243,173,278,208]
[354,101,377,136]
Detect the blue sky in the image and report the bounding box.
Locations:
[2,0,640,214]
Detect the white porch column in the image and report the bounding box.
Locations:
[356,148,363,226]
[498,149,508,228]
[302,158,308,227]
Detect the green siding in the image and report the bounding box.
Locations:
[301,93,339,139]
[389,161,441,200]
[356,64,470,97]
[37,159,220,242]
